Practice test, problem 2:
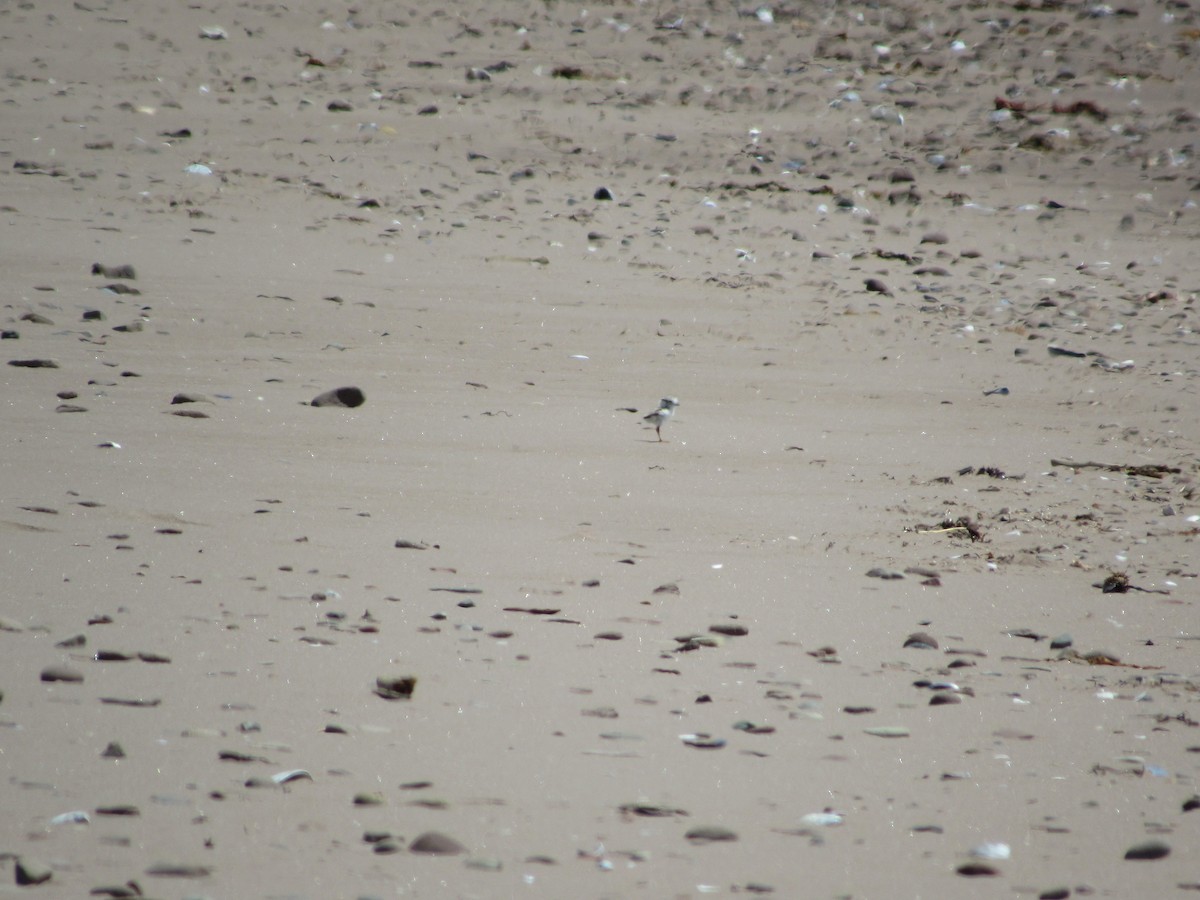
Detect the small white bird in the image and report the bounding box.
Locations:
[643,397,679,442]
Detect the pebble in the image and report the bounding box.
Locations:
[144,862,212,878]
[685,825,738,844]
[956,862,998,877]
[171,392,214,405]
[373,675,417,700]
[799,812,844,827]
[864,727,910,738]
[970,842,1010,860]
[1124,839,1170,860]
[904,631,939,650]
[50,810,90,825]
[465,857,503,871]
[40,664,83,683]
[15,857,53,886]
[91,263,136,279]
[680,734,726,749]
[311,386,366,408]
[272,769,312,785]
[1050,633,1073,649]
[89,883,143,898]
[709,623,749,637]
[101,742,126,759]
[866,567,904,580]
[409,831,466,855]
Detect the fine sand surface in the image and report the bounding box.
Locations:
[2,1,1199,897]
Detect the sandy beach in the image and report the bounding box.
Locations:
[2,1,1198,897]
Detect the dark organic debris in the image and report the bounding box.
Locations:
[1051,458,1180,479]
[957,465,1016,479]
[1101,571,1130,594]
[394,539,434,550]
[91,263,137,280]
[619,803,689,818]
[916,517,984,542]
[374,675,417,700]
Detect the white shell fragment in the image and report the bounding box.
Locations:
[271,769,313,785]
[50,810,91,825]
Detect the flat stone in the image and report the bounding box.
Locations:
[710,623,748,637]
[685,825,738,844]
[15,857,52,885]
[1124,839,1170,860]
[929,692,962,706]
[40,664,83,683]
[864,726,910,738]
[904,631,939,649]
[144,862,212,878]
[170,392,213,404]
[410,831,466,855]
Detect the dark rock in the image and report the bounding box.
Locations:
[1124,839,1170,860]
[956,862,999,877]
[40,664,83,683]
[92,263,137,280]
[710,623,748,637]
[685,825,738,843]
[410,831,466,855]
[904,631,939,650]
[15,857,52,886]
[311,386,365,408]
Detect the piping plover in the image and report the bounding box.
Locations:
[643,397,679,442]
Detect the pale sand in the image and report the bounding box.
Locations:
[2,1,1198,897]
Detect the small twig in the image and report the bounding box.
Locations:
[1051,459,1180,478]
